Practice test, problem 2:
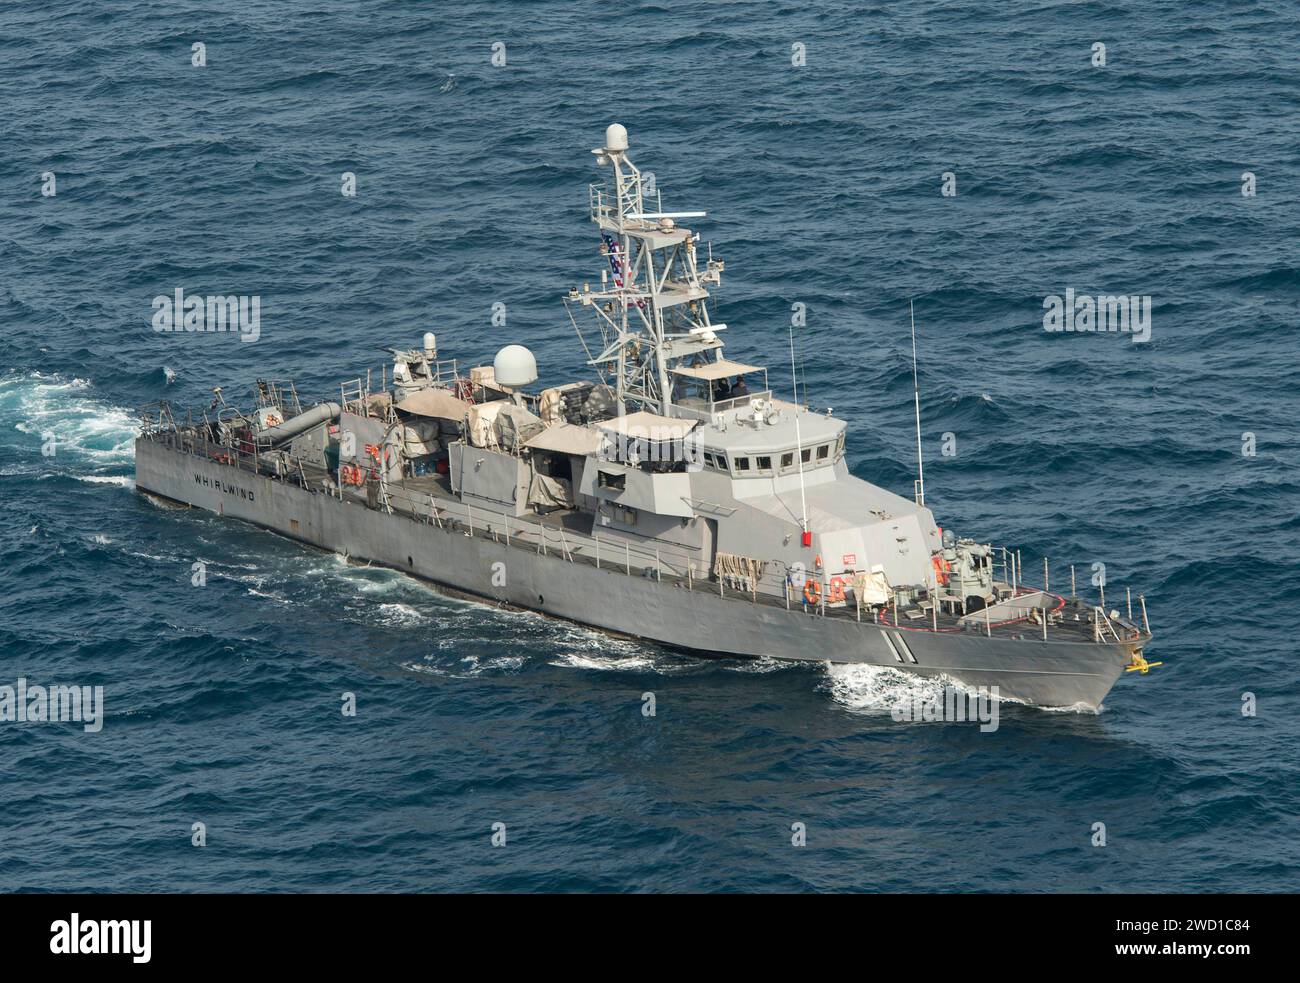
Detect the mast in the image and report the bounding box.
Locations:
[910,299,925,507]
[789,318,808,539]
[571,124,725,416]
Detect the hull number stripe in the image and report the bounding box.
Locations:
[892,632,919,664]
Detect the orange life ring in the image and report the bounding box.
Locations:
[932,554,950,586]
[803,579,821,605]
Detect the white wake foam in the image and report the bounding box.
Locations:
[823,662,967,716]
[0,371,136,464]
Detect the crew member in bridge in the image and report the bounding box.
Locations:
[730,375,749,398]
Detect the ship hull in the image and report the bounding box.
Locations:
[135,439,1136,710]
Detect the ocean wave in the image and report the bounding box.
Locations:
[0,371,136,463]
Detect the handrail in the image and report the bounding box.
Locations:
[138,427,1142,643]
[671,390,774,423]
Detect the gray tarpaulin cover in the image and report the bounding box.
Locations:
[597,410,697,440]
[524,423,606,456]
[669,358,763,382]
[852,568,891,606]
[493,404,544,451]
[395,388,472,420]
[527,473,573,509]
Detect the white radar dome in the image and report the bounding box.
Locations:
[604,123,628,153]
[493,345,538,387]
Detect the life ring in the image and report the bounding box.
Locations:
[932,554,950,586]
[803,579,821,605]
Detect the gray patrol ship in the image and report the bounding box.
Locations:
[135,124,1157,710]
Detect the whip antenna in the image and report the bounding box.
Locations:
[910,299,925,507]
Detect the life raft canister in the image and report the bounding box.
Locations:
[932,554,951,586]
[803,579,821,605]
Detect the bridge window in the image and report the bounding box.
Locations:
[734,456,750,472]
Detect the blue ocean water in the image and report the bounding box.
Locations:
[1,0,1298,892]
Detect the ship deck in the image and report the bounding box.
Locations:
[144,430,1146,647]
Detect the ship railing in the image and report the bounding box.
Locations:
[376,481,703,580]
[137,400,178,435]
[365,481,905,624]
[150,428,1150,643]
[430,358,460,384]
[589,184,612,223]
[256,379,302,417]
[670,390,775,423]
